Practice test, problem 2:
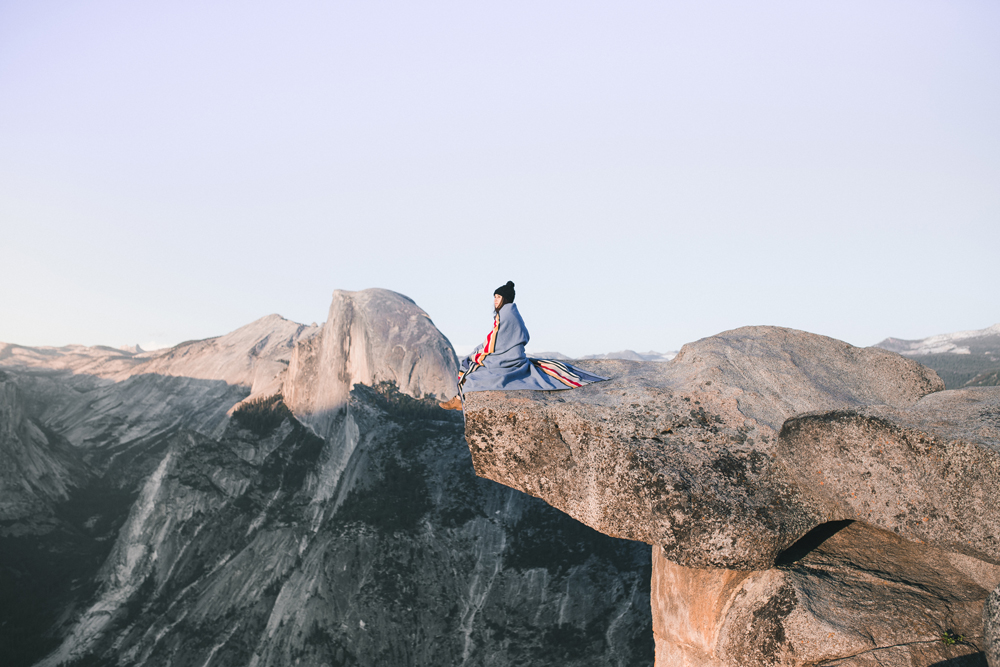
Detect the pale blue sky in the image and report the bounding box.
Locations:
[1,1,998,356]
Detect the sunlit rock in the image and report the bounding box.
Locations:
[465,325,1000,666]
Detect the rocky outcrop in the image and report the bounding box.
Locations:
[465,326,944,570]
[653,521,996,666]
[465,326,1000,666]
[779,388,1000,566]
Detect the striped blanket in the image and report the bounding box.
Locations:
[457,303,607,399]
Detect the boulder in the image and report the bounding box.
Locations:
[779,388,1000,567]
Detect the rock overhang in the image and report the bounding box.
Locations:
[461,325,1000,572]
[464,361,820,570]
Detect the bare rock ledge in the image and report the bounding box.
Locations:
[463,326,1000,667]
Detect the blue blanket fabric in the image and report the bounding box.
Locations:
[459,303,607,392]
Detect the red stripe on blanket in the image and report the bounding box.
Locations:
[534,361,584,387]
[471,315,500,367]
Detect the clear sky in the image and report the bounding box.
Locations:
[1,1,998,357]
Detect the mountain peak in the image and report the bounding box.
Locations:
[282,289,458,440]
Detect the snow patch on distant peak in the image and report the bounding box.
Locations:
[876,323,1000,356]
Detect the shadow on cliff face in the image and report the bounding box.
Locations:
[5,377,654,667]
[752,519,994,667]
[0,372,211,667]
[774,520,854,566]
[0,368,254,667]
[0,483,137,666]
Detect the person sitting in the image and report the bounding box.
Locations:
[439,281,606,410]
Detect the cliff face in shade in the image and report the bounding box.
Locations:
[282,289,459,441]
[0,372,88,523]
[24,388,653,667]
[464,326,1000,666]
[1,314,319,454]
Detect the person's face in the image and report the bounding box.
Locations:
[494,294,502,310]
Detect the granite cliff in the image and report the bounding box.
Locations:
[0,289,654,667]
[464,326,1000,667]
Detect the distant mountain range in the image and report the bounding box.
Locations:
[526,350,677,362]
[874,322,1000,389]
[530,322,1000,390]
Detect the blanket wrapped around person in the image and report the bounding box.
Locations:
[458,301,607,396]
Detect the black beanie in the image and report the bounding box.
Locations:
[494,281,515,302]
